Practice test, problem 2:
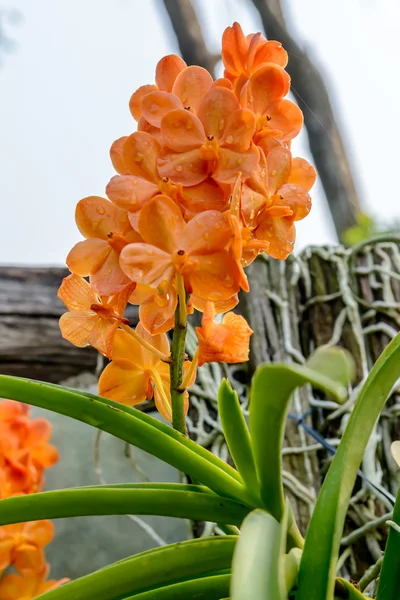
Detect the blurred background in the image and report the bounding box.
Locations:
[1,0,400,265]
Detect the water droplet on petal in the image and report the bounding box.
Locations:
[97,206,106,215]
[175,165,183,172]
[271,169,277,176]
[225,135,234,144]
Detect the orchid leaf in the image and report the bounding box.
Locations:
[376,484,400,599]
[0,483,249,528]
[249,360,347,523]
[39,536,236,599]
[118,572,230,599]
[230,509,286,600]
[0,375,253,506]
[218,379,259,496]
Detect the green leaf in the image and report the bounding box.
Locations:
[306,347,355,389]
[376,484,400,599]
[230,509,286,600]
[39,536,236,599]
[297,332,400,600]
[118,572,230,599]
[32,377,243,483]
[0,483,249,528]
[218,379,259,496]
[249,362,347,523]
[0,376,253,506]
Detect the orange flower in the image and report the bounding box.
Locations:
[0,564,68,600]
[0,402,58,494]
[98,325,194,420]
[222,22,288,84]
[120,195,241,303]
[58,274,134,357]
[158,86,259,185]
[129,283,176,335]
[129,59,212,123]
[252,152,316,259]
[66,196,141,295]
[196,301,253,366]
[0,521,54,575]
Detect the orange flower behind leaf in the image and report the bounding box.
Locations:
[0,521,54,575]
[0,564,68,600]
[98,325,193,421]
[0,402,58,495]
[196,301,253,366]
[58,274,134,357]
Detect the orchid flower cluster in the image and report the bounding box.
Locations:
[0,401,66,599]
[59,23,315,432]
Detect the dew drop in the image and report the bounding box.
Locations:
[225,135,234,144]
[175,165,183,172]
[250,209,255,220]
[219,119,225,132]
[271,169,277,176]
[97,206,106,215]
[135,153,144,163]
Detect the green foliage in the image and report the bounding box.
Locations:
[342,212,377,246]
[376,485,400,599]
[0,337,398,599]
[230,509,286,600]
[39,537,236,599]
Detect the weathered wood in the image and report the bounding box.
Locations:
[0,267,137,382]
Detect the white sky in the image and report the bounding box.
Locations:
[1,0,399,265]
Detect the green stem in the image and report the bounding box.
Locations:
[170,274,188,435]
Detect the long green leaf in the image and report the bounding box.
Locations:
[218,379,259,496]
[39,537,236,600]
[297,332,400,600]
[0,376,253,506]
[230,509,286,600]
[46,378,242,483]
[250,362,347,522]
[118,572,230,599]
[0,484,248,527]
[376,484,400,599]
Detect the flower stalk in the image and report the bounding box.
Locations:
[170,276,189,435]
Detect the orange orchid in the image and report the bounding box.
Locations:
[0,403,58,495]
[196,301,253,366]
[128,283,176,335]
[108,132,228,222]
[98,325,194,421]
[130,57,212,123]
[58,274,134,357]
[61,22,315,431]
[0,564,68,600]
[252,153,316,259]
[66,196,141,295]
[158,86,259,185]
[0,521,54,575]
[120,195,242,304]
[222,22,288,85]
